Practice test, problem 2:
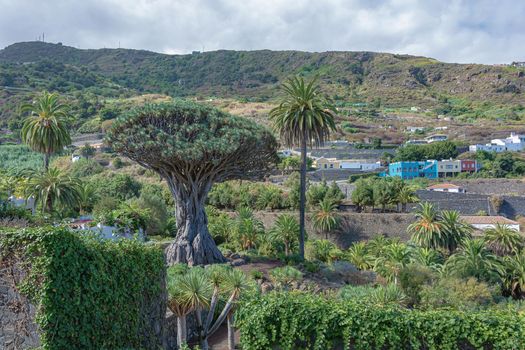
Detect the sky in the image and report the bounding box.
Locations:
[0,0,523,64]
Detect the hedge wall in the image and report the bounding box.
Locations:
[236,291,525,350]
[0,226,166,349]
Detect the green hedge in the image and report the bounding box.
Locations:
[236,291,525,350]
[0,226,166,349]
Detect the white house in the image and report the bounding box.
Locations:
[338,160,382,171]
[426,183,465,193]
[407,126,425,133]
[8,196,36,215]
[425,134,448,143]
[469,133,525,153]
[461,216,521,232]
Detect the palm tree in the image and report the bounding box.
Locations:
[233,207,264,251]
[411,247,444,270]
[20,91,71,170]
[312,198,340,239]
[445,239,502,282]
[374,242,411,284]
[270,76,336,259]
[25,168,81,213]
[503,253,525,298]
[270,213,300,255]
[440,210,472,253]
[346,242,373,270]
[484,224,523,256]
[408,202,444,250]
[397,185,419,212]
[77,183,99,215]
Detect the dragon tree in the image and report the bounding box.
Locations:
[107,101,278,265]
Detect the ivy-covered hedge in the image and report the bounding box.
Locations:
[236,291,525,350]
[0,226,166,349]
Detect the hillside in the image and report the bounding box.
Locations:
[1,41,525,141]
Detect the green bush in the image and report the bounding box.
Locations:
[420,277,500,310]
[236,291,525,350]
[69,158,104,178]
[0,226,165,349]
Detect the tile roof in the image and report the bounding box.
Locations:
[460,216,519,225]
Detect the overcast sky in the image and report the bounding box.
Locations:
[0,0,523,64]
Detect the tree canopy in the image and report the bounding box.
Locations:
[106,100,278,265]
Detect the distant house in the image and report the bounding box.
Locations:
[461,216,520,232]
[425,134,448,143]
[313,157,381,171]
[406,126,425,133]
[8,196,35,215]
[437,159,461,177]
[460,159,479,173]
[405,139,428,145]
[427,183,465,193]
[387,160,438,180]
[469,132,525,153]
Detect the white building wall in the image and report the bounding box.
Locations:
[472,223,520,231]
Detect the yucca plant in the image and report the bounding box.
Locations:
[270,213,300,255]
[269,266,303,290]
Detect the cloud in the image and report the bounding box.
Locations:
[0,0,523,63]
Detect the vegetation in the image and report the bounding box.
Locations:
[0,227,165,349]
[107,100,278,265]
[395,141,458,162]
[236,292,524,350]
[352,177,419,212]
[270,76,336,260]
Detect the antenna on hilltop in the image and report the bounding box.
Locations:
[42,32,45,42]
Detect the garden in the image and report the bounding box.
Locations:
[1,79,524,350]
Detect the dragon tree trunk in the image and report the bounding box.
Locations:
[165,178,226,266]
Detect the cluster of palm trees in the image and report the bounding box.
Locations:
[346,202,525,299]
[351,177,419,212]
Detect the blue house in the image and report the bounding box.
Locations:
[387,161,438,179]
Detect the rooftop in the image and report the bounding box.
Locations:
[460,216,519,225]
[427,183,462,190]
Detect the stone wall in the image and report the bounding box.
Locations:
[254,211,414,249]
[0,255,40,350]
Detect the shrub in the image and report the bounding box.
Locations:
[398,264,435,306]
[236,291,525,350]
[89,173,141,202]
[419,277,500,310]
[250,269,264,280]
[269,266,303,290]
[0,227,165,349]
[69,158,104,178]
[305,239,341,263]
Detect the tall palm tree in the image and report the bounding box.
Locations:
[312,198,340,239]
[445,239,502,282]
[484,224,523,256]
[397,185,419,212]
[20,91,71,170]
[25,168,81,213]
[270,213,300,255]
[440,210,472,253]
[270,76,336,259]
[408,202,444,250]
